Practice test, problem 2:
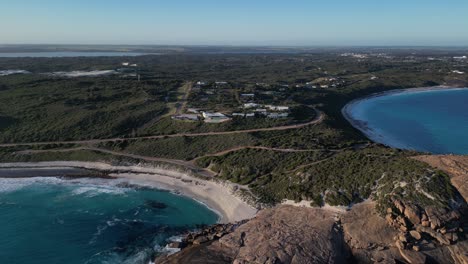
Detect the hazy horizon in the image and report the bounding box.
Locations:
[1,0,468,46]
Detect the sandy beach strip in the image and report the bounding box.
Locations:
[0,161,258,223]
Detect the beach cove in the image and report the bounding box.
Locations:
[342,87,468,155]
[0,161,257,264]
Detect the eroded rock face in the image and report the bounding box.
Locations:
[157,205,351,264]
[217,206,350,264]
[342,201,404,263]
[157,201,466,264]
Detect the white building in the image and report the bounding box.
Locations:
[266,105,289,111]
[122,62,129,66]
[267,113,289,118]
[187,108,200,114]
[202,112,230,123]
[171,114,199,121]
[243,103,260,108]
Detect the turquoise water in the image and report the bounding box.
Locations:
[0,177,218,264]
[345,88,468,154]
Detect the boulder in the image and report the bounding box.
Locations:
[404,204,421,225]
[168,242,186,249]
[410,230,422,240]
[416,225,451,246]
[394,200,406,214]
[386,214,394,225]
[193,236,209,245]
[399,234,408,243]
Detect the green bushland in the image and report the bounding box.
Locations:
[141,105,317,136]
[0,75,181,142]
[100,133,258,161]
[195,145,462,213]
[1,52,466,215]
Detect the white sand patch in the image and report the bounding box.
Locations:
[282,199,350,214]
[48,70,117,77]
[0,70,30,76]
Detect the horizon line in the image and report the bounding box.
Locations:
[1,43,468,48]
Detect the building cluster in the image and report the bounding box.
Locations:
[171,110,231,123]
[340,53,368,59]
[238,102,290,118]
[172,103,290,123]
[304,77,346,89]
[121,62,138,67]
[171,80,294,124]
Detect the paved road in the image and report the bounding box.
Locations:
[0,108,324,147]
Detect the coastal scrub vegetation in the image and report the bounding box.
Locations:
[1,50,467,215]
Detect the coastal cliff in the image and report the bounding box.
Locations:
[157,153,468,264]
[157,201,467,264]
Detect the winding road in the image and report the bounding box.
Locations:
[0,108,324,147]
[2,108,327,177]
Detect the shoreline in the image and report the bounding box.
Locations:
[0,161,258,223]
[341,85,468,150]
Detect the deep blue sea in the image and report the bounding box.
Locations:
[345,88,468,154]
[0,177,218,264]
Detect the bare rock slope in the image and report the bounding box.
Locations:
[157,155,468,264]
[157,205,351,264]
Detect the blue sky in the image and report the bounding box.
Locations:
[1,0,467,46]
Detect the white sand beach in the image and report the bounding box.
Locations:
[0,161,258,223]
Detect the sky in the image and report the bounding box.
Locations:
[1,0,467,46]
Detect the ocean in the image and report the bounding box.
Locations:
[344,88,468,154]
[0,177,218,264]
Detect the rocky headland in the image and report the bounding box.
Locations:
[156,154,468,264]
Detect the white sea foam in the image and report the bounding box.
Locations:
[0,177,64,193]
[71,185,129,197]
[0,176,134,197]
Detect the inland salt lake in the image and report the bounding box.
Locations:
[343,88,468,155]
[0,52,153,57]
